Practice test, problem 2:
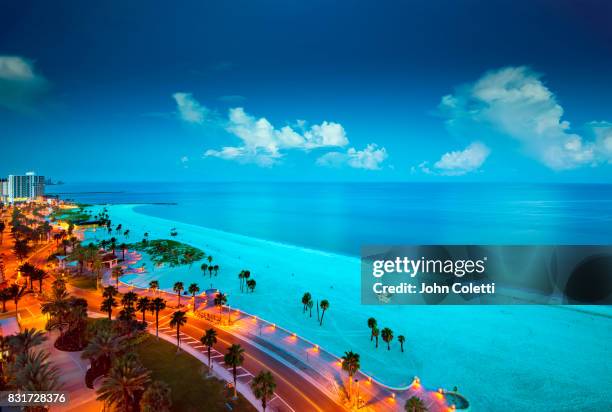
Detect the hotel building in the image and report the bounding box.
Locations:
[0,172,45,203]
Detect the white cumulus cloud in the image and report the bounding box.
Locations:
[439,66,611,170]
[173,92,208,124]
[432,142,490,175]
[175,94,388,168]
[205,146,281,167]
[0,56,48,111]
[416,142,490,176]
[316,144,388,170]
[205,106,349,166]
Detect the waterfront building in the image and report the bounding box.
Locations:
[4,172,45,203]
[0,178,8,203]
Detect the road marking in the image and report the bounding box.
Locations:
[182,323,321,412]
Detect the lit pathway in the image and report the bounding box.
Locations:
[102,269,455,412]
[154,315,295,412]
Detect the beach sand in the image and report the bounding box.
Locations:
[81,204,612,411]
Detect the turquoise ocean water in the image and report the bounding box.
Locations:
[47,182,612,254]
[47,182,612,411]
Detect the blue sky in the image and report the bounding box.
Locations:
[1,0,611,182]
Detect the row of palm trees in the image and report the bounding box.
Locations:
[100,286,168,337]
[194,323,277,411]
[200,258,219,278]
[98,288,277,411]
[367,317,405,351]
[300,292,330,326]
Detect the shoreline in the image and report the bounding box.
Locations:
[75,203,612,410]
[129,203,361,261]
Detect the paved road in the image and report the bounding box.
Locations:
[0,213,348,412]
[70,287,346,412]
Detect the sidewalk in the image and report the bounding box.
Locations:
[44,331,101,412]
[106,272,453,412]
[203,306,451,412]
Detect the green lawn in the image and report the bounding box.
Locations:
[68,275,97,290]
[129,239,205,267]
[50,207,91,224]
[136,336,256,412]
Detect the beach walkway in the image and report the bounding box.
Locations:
[104,270,454,412]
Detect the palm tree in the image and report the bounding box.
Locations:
[200,263,208,279]
[9,284,27,325]
[367,317,377,341]
[41,280,70,337]
[224,344,245,399]
[381,327,394,350]
[61,238,70,255]
[246,279,256,293]
[92,256,103,290]
[169,311,187,351]
[121,291,138,309]
[148,280,159,295]
[200,328,217,370]
[251,370,276,412]
[12,350,61,392]
[69,245,86,275]
[214,292,227,316]
[307,299,313,317]
[319,299,329,326]
[136,297,150,323]
[140,380,172,412]
[103,285,118,298]
[0,289,11,313]
[405,396,428,412]
[372,327,380,348]
[301,292,311,313]
[31,268,46,293]
[8,328,47,355]
[398,335,405,352]
[151,298,166,339]
[238,270,245,292]
[18,262,35,290]
[97,355,151,412]
[173,281,184,307]
[0,335,11,387]
[82,329,126,374]
[238,270,250,292]
[341,351,360,404]
[188,283,200,312]
[119,243,127,260]
[112,266,124,288]
[13,239,30,262]
[101,295,118,319]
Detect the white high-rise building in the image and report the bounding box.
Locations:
[0,179,8,203]
[5,172,45,203]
